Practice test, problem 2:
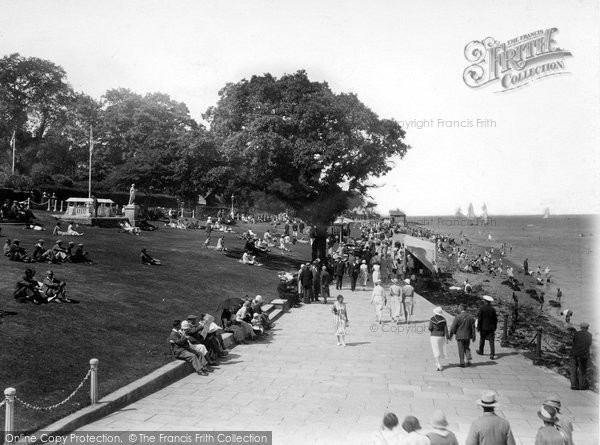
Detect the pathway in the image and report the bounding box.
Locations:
[75,285,599,444]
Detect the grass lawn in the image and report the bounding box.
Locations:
[0,212,310,433]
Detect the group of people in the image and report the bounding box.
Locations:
[4,238,92,264]
[219,295,274,343]
[370,278,415,324]
[373,392,574,445]
[14,268,72,304]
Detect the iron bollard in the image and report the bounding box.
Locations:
[501,314,509,346]
[90,358,99,404]
[4,387,16,443]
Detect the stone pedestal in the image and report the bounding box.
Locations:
[124,204,140,227]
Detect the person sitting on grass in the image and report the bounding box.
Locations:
[216,235,226,251]
[119,221,141,235]
[71,244,92,263]
[141,248,161,265]
[3,239,11,256]
[14,268,46,304]
[32,239,49,262]
[168,320,210,376]
[9,239,32,262]
[242,250,261,266]
[52,240,68,262]
[66,241,76,260]
[279,236,291,252]
[66,223,83,236]
[42,270,72,303]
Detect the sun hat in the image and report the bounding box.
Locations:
[404,278,410,284]
[430,409,448,429]
[433,307,443,316]
[538,405,559,423]
[255,295,263,302]
[476,391,500,407]
[180,320,191,329]
[482,295,494,302]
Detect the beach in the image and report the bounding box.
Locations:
[405,214,598,391]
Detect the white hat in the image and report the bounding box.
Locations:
[181,320,191,329]
[255,295,263,302]
[482,295,494,302]
[476,390,500,407]
[433,307,443,316]
[404,279,410,284]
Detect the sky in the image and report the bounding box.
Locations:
[1,0,599,216]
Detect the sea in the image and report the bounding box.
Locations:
[407,214,599,335]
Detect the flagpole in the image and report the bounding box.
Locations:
[11,130,15,174]
[88,126,93,199]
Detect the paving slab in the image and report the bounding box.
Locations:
[73,286,598,444]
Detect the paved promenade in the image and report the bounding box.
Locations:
[77,286,598,444]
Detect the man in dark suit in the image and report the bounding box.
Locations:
[299,263,313,304]
[450,303,476,367]
[347,257,360,291]
[320,265,331,304]
[311,261,321,302]
[477,295,498,359]
[334,257,346,290]
[570,322,592,390]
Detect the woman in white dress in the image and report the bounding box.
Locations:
[358,259,369,290]
[370,280,386,324]
[389,278,403,324]
[332,295,349,346]
[372,262,381,284]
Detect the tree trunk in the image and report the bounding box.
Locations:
[311,225,328,261]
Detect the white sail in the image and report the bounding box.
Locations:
[482,203,488,224]
[543,208,550,219]
[467,202,475,219]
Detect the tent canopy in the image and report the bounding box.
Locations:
[392,233,437,273]
[334,216,354,224]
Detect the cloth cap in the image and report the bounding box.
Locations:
[482,295,494,302]
[538,405,559,423]
[46,270,53,275]
[476,391,500,407]
[430,409,448,429]
[56,240,62,244]
[78,243,84,247]
[580,322,590,329]
[38,239,44,243]
[433,307,443,316]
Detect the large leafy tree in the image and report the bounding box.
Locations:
[205,71,409,224]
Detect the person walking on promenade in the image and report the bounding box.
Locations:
[534,404,572,445]
[334,257,346,290]
[477,295,498,360]
[426,410,458,445]
[569,322,592,390]
[466,391,515,445]
[402,278,415,324]
[429,307,450,371]
[389,278,403,324]
[449,303,476,367]
[372,412,401,445]
[359,259,369,291]
[299,263,313,304]
[332,295,349,346]
[371,280,386,324]
[539,395,573,443]
[523,258,529,275]
[348,257,360,291]
[311,261,321,302]
[320,265,331,304]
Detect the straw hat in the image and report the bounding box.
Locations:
[482,295,494,302]
[430,409,448,429]
[391,278,399,284]
[255,295,263,302]
[404,278,410,284]
[433,307,443,316]
[538,405,559,423]
[476,391,500,407]
[542,395,561,410]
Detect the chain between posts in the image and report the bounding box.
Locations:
[14,369,91,412]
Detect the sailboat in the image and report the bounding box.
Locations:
[543,208,550,219]
[481,203,488,225]
[455,207,465,217]
[467,203,475,219]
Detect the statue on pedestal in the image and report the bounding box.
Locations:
[128,184,136,206]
